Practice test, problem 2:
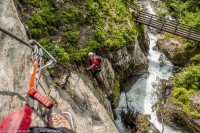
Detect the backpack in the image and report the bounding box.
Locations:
[96,57,102,64]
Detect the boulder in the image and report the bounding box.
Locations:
[157,38,187,66]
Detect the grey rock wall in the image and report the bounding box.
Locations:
[0,1,118,132]
[109,39,148,79]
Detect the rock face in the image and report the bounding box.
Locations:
[157,107,200,133]
[42,71,118,133]
[0,0,147,133]
[0,0,150,132]
[157,38,187,66]
[157,93,200,133]
[109,39,148,79]
[0,1,118,132]
[0,0,31,120]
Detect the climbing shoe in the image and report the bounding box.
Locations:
[47,109,74,131]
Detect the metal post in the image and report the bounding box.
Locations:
[174,22,179,34]
[160,18,165,30]
[136,10,141,22]
[148,15,153,26]
[187,27,192,38]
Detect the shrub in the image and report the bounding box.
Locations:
[172,87,190,106]
[20,0,140,64]
[30,28,42,38]
[86,0,99,16]
[87,39,100,50]
[64,6,78,22]
[93,28,106,44]
[190,54,200,65]
[39,38,69,64]
[68,31,79,43]
[112,81,120,102]
[31,13,46,28]
[174,65,200,90]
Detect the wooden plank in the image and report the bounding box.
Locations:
[163,23,176,29]
[189,36,200,41]
[190,31,200,37]
[178,28,190,34]
[138,17,151,23]
[162,25,176,32]
[134,13,200,42]
[142,20,162,28]
[176,31,190,36]
[163,27,176,32]
[192,28,200,33]
[190,33,200,38]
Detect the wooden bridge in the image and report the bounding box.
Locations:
[127,2,200,42]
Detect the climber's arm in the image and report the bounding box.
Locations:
[87,64,95,71]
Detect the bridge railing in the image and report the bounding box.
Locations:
[126,2,200,42]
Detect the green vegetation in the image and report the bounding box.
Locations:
[112,80,121,102]
[17,0,140,65]
[174,65,200,91]
[172,50,200,118]
[161,0,200,56]
[156,3,169,17]
[172,87,191,112]
[162,0,200,118]
[165,0,200,28]
[173,65,200,118]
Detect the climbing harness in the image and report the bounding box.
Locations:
[0,27,60,133]
[26,41,56,109]
[0,27,57,107]
[0,41,73,132]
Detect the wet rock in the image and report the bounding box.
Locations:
[160,79,174,96]
[143,26,150,55]
[159,54,167,62]
[172,66,182,74]
[157,38,187,66]
[147,26,159,36]
[159,54,167,67]
[153,46,158,51]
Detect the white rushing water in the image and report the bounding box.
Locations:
[115,1,181,133]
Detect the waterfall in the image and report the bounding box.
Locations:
[115,1,181,133]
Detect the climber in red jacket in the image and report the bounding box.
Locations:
[86,52,102,78]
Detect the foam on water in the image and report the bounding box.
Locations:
[115,1,181,133]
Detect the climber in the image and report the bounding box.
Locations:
[85,52,102,78]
